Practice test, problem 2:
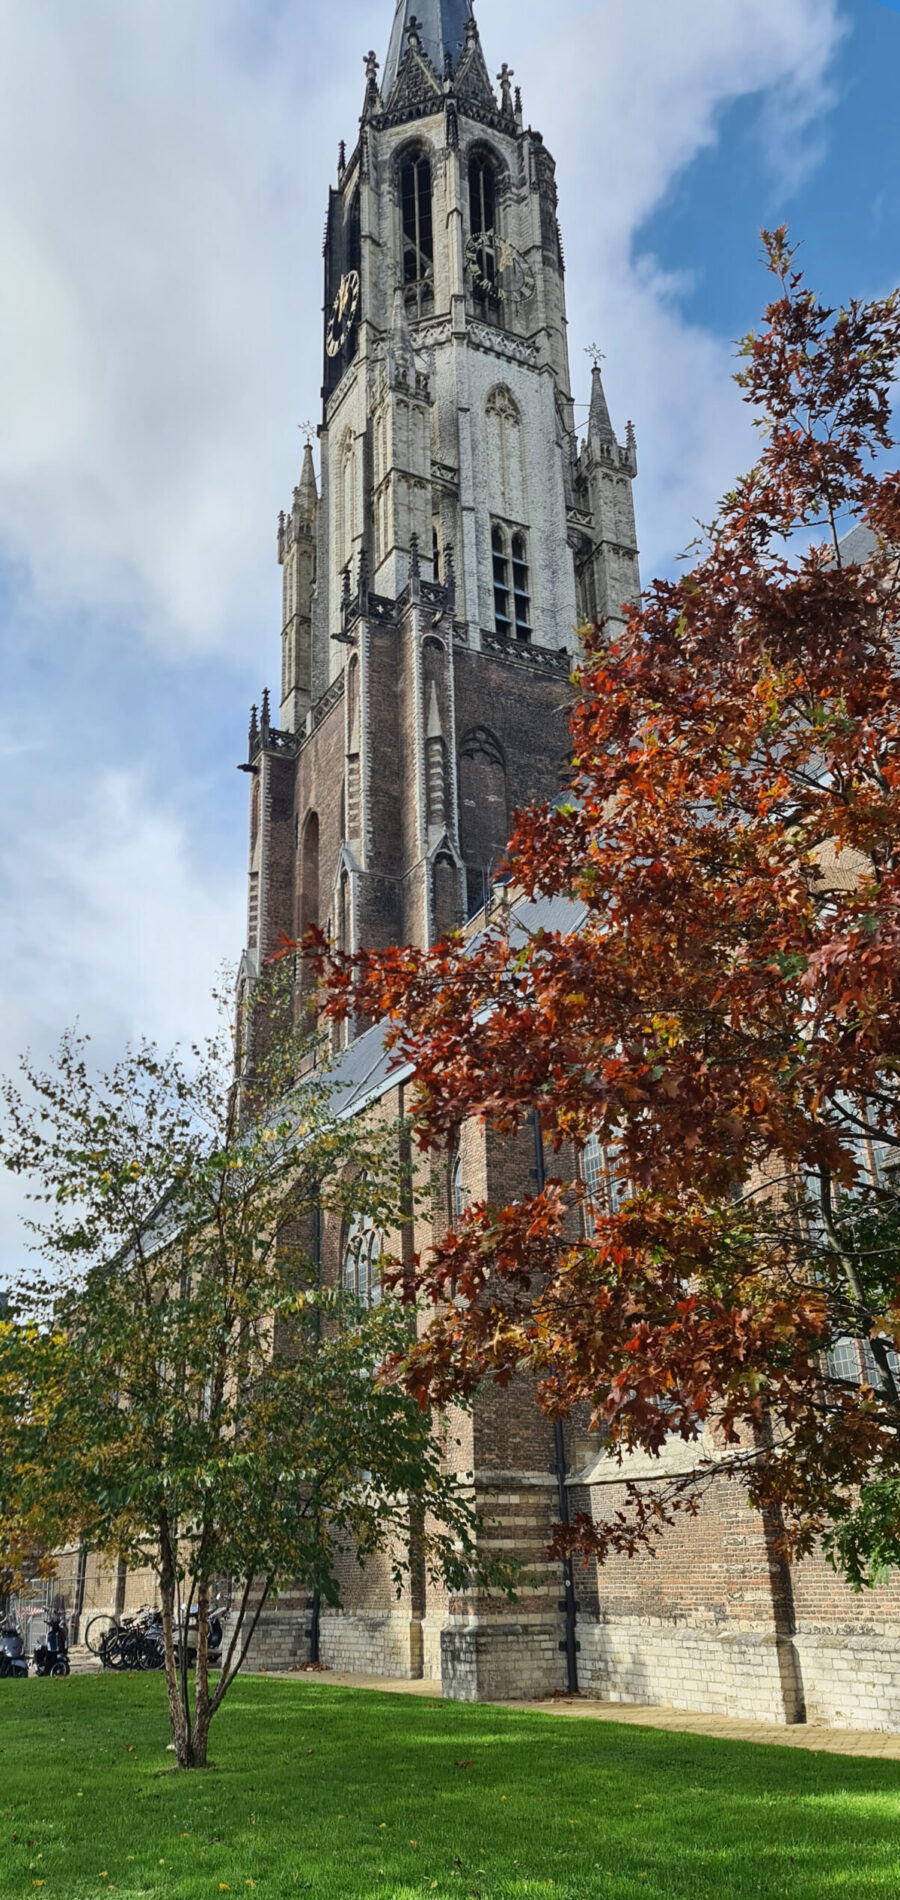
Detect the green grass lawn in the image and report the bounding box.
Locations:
[0,1675,898,1899]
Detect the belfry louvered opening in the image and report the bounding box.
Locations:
[400,149,435,319]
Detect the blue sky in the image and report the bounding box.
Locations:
[0,0,897,1277]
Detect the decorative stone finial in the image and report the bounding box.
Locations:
[249,704,259,751]
[260,688,271,740]
[406,14,423,51]
[409,532,421,580]
[497,63,515,116]
[364,49,379,83]
[338,139,346,176]
[358,547,370,605]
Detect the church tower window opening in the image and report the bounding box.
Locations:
[511,532,531,641]
[468,148,499,321]
[399,148,435,320]
[491,524,511,637]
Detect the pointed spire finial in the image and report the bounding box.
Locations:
[497,63,514,116]
[249,703,259,753]
[297,441,318,524]
[587,352,616,451]
[260,688,271,740]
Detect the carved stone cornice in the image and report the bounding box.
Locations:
[468,322,539,366]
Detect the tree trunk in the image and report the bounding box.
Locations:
[192,1576,212,1771]
[159,1570,195,1768]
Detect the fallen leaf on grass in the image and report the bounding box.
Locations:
[454,1761,475,1769]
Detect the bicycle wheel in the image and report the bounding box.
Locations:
[84,1614,117,1657]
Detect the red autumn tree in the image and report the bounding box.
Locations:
[303,234,900,1585]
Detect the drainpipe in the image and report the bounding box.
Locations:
[532,1111,579,1695]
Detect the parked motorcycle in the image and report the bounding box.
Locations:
[33,1610,70,1678]
[0,1620,29,1680]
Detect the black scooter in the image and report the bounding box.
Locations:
[0,1620,29,1680]
[33,1611,70,1678]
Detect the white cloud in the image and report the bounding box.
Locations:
[0,0,848,1275]
[0,767,245,1275]
[0,0,845,648]
[489,0,846,570]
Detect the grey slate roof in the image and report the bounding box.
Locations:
[328,892,590,1119]
[382,0,475,101]
[838,522,880,566]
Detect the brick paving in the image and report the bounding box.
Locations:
[268,1669,900,1760]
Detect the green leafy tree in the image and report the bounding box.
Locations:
[0,985,502,1766]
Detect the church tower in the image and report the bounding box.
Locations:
[240,0,640,990]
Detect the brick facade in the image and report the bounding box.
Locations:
[227,0,900,1734]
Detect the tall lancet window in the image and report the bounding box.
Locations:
[469,150,499,320]
[400,149,434,319]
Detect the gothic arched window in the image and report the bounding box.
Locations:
[343,1213,383,1307]
[458,725,508,917]
[451,1152,465,1226]
[582,1132,627,1234]
[299,811,320,937]
[468,148,500,319]
[399,148,434,320]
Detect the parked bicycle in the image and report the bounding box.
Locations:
[85,1606,165,1672]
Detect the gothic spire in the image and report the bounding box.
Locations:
[588,360,617,451]
[297,441,318,522]
[382,0,475,101]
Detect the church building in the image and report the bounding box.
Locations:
[237,0,900,1731]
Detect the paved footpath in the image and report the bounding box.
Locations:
[270,1669,900,1761]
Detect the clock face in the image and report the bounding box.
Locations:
[465,232,536,306]
[326,270,361,358]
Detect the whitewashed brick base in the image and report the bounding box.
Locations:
[576,1619,803,1725]
[793,1634,900,1733]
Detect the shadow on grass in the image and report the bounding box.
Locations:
[0,1675,897,1899]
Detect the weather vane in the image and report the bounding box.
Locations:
[298,421,316,446]
[586,343,606,370]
